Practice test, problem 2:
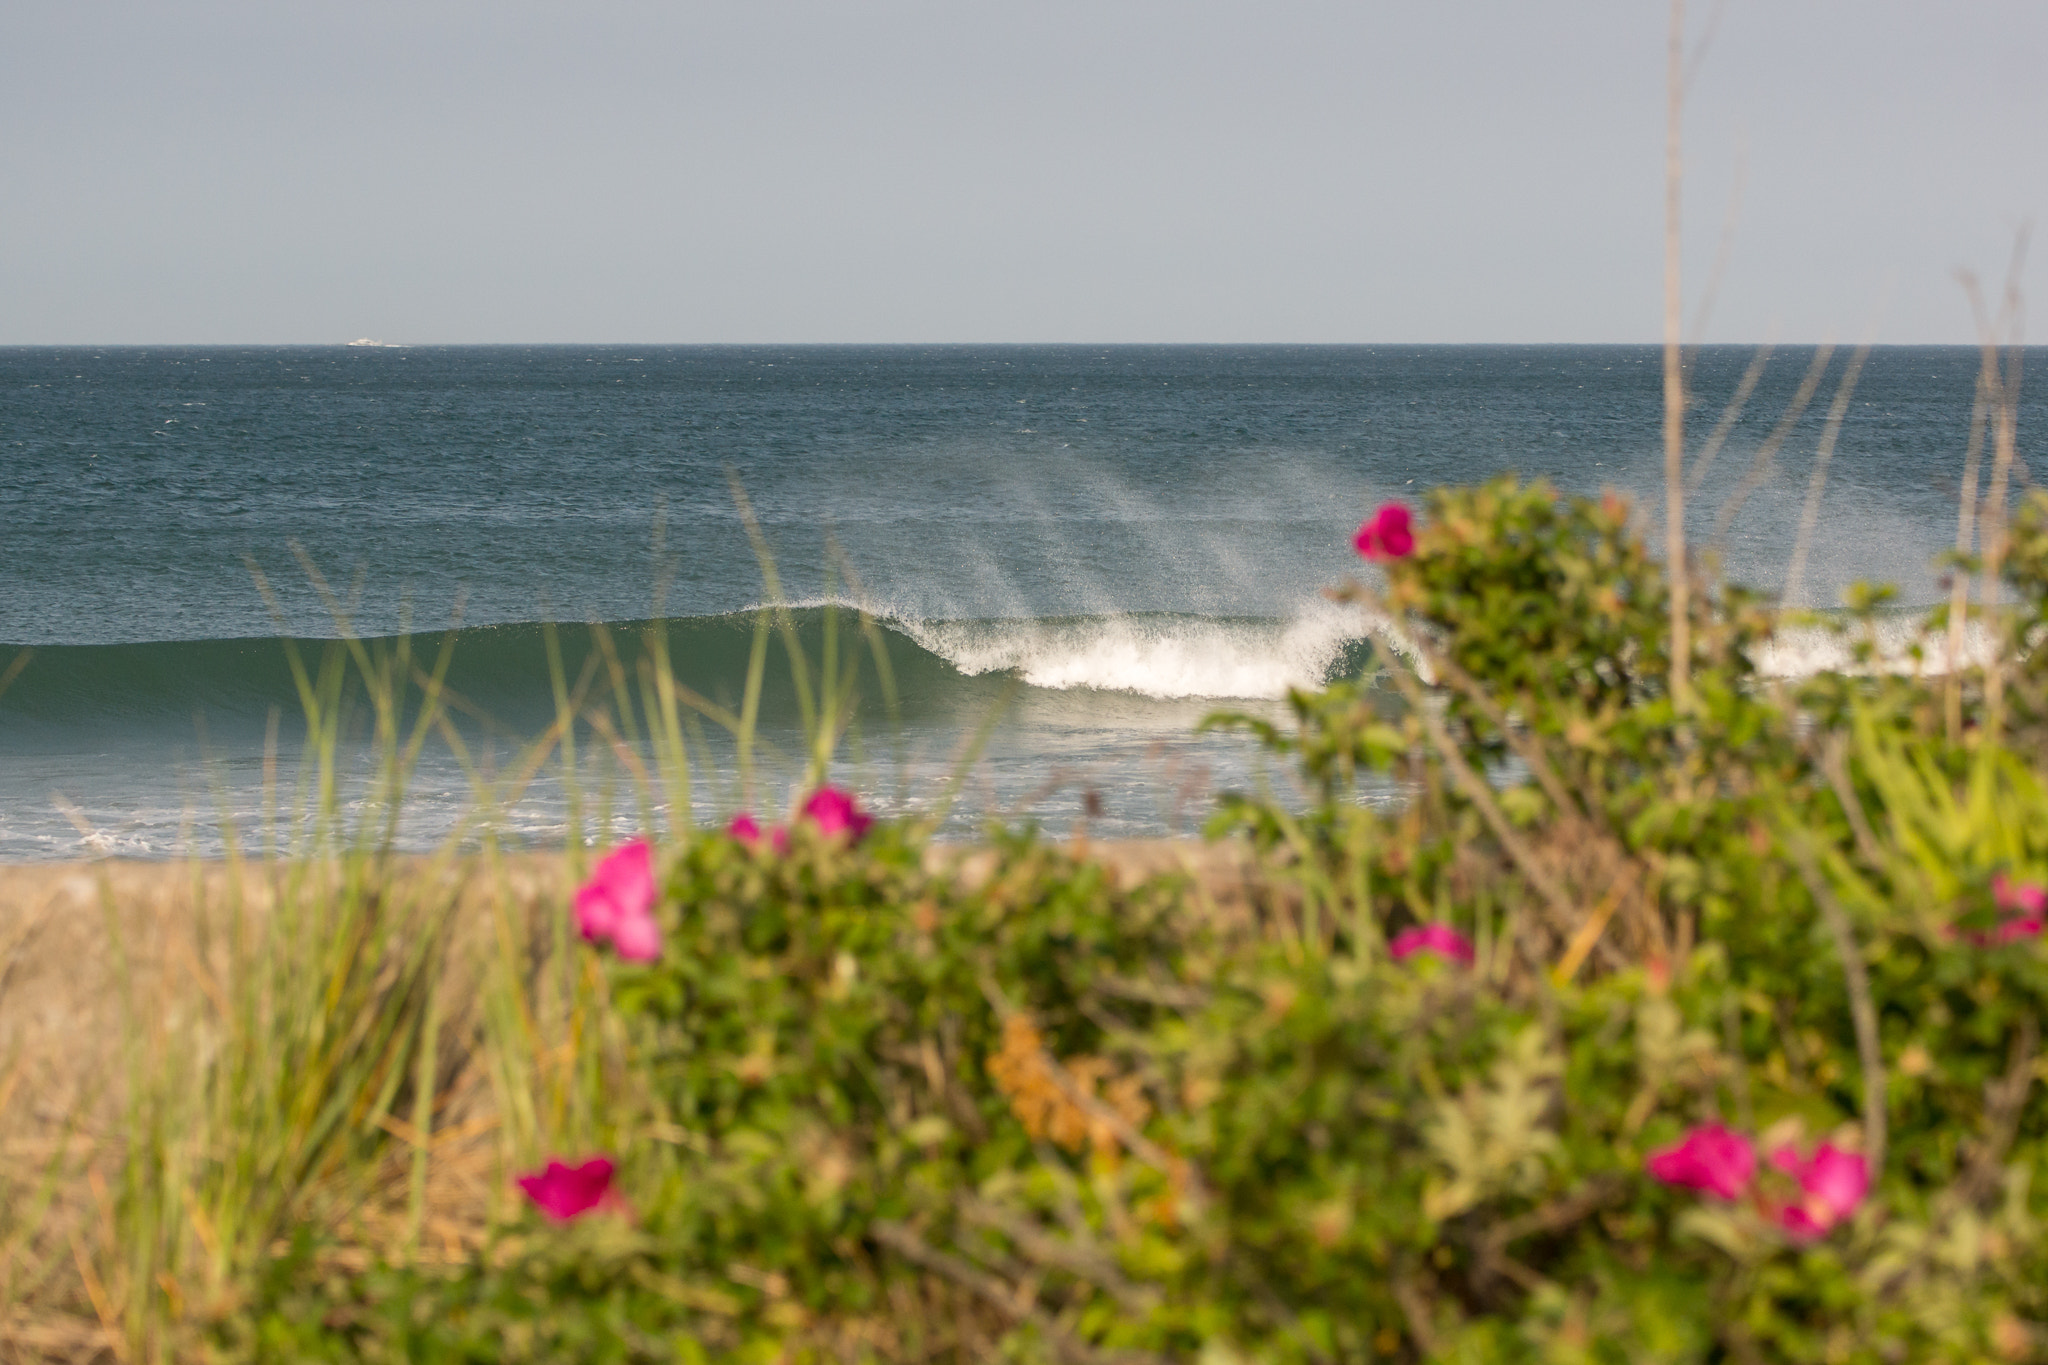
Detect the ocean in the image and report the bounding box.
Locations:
[1,344,2035,860]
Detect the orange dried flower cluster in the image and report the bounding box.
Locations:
[986,1014,1149,1158]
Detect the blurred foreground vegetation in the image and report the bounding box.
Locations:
[10,471,2048,1363]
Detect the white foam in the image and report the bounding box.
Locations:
[903,600,1367,700]
[1753,616,2003,680]
[756,593,2001,696]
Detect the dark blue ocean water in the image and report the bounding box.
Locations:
[1,344,2033,858]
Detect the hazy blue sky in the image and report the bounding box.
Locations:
[3,1,2041,344]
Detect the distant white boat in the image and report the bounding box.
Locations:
[346,338,407,348]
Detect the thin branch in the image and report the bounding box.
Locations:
[1820,736,1884,872]
[1787,840,1886,1176]
[1877,1012,2037,1296]
[1962,231,2030,731]
[957,1197,1160,1315]
[1781,340,1873,609]
[0,648,32,707]
[1347,594,1583,933]
[1478,1174,1624,1287]
[1035,1046,1203,1207]
[1721,992,1755,1133]
[1091,976,1209,1012]
[1680,0,1731,99]
[1712,343,1834,546]
[1551,862,1641,987]
[1403,629,1608,837]
[976,977,1209,1210]
[869,1221,1166,1365]
[1229,1250,1336,1365]
[1686,343,1773,497]
[1390,1267,1442,1361]
[1663,0,1691,710]
[1947,372,1990,739]
[1956,1011,2038,1208]
[1685,139,1746,351]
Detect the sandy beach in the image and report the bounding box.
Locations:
[0,840,1263,1155]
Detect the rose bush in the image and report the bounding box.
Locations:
[225,482,2048,1364]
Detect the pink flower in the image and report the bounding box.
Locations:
[516,1155,617,1222]
[610,910,663,963]
[729,811,792,852]
[1995,873,2048,917]
[1957,873,2047,946]
[1769,1142,1869,1241]
[1389,924,1475,968]
[1993,874,2047,941]
[728,791,871,854]
[574,839,655,946]
[1995,913,2045,945]
[800,787,872,843]
[1353,503,1415,561]
[1646,1123,1757,1201]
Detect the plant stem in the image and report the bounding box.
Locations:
[1664,0,1690,711]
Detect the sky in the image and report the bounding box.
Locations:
[2,1,2042,345]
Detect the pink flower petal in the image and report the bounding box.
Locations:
[1355,503,1415,561]
[1388,924,1475,968]
[1646,1123,1757,1200]
[610,910,663,963]
[516,1156,616,1222]
[1373,504,1415,557]
[1800,1144,1870,1218]
[1997,912,2045,944]
[1768,1141,1869,1238]
[728,813,764,845]
[573,881,620,943]
[801,787,872,843]
[1776,1204,1830,1242]
[574,839,655,948]
[1993,873,2048,916]
[1956,878,2045,946]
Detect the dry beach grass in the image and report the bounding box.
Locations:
[0,840,1266,1362]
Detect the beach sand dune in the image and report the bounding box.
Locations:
[0,841,1262,1165]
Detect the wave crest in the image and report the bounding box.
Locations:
[902,603,1365,700]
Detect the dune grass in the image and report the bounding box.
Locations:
[0,483,951,1361]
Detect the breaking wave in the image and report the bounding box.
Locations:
[0,603,1382,735]
[4,600,1992,739]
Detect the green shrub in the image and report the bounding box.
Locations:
[218,479,2048,1364]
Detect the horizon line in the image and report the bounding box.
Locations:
[1,339,2037,350]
